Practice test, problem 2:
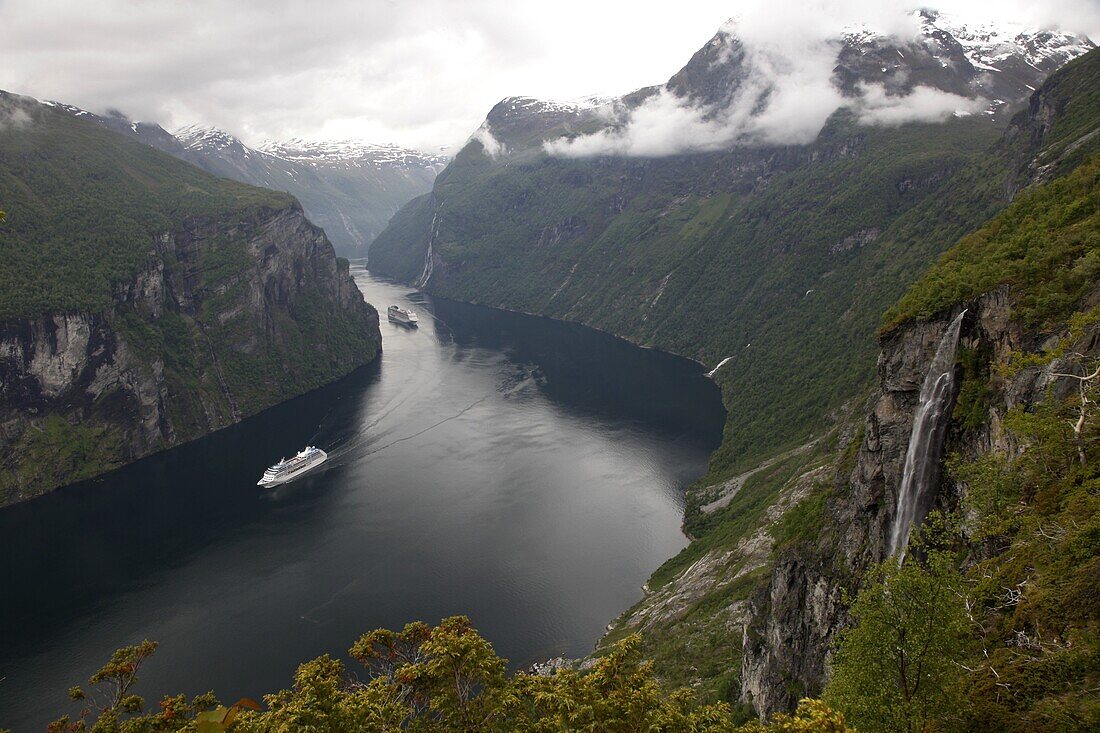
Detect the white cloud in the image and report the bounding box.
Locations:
[0,102,33,131]
[470,124,505,158]
[0,0,1094,151]
[547,0,1097,158]
[856,83,984,125]
[0,0,735,150]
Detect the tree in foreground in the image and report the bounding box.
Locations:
[824,530,969,733]
[34,615,854,733]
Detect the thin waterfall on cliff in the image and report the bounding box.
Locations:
[888,310,967,561]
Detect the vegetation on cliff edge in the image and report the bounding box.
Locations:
[30,617,853,733]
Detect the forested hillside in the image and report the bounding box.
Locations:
[0,91,381,504]
[371,34,1100,725]
[371,37,1097,480]
[19,148,1098,732]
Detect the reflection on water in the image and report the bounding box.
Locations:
[0,270,724,729]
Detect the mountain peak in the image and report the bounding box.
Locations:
[174,124,248,154]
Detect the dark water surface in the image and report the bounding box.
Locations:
[0,271,724,730]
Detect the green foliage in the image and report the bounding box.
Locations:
[824,542,970,733]
[883,154,1100,331]
[0,91,293,318]
[949,382,1100,732]
[769,486,830,554]
[0,414,128,497]
[49,618,745,733]
[48,639,170,732]
[735,699,853,733]
[953,345,994,431]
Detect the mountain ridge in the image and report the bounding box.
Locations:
[0,90,382,505]
[41,105,446,257]
[367,13,1100,717]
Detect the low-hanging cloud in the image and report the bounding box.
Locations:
[0,0,1095,150]
[0,98,33,132]
[470,124,505,158]
[856,82,984,125]
[0,0,740,150]
[546,0,1094,158]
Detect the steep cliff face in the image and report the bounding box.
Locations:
[601,52,1099,715]
[739,278,1098,716]
[0,202,379,506]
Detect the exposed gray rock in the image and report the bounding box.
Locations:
[738,283,1099,718]
[0,204,381,506]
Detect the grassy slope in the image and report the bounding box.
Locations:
[885,155,1100,331]
[0,91,293,318]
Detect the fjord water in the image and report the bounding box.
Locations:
[0,271,724,729]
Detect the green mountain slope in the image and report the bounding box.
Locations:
[0,91,381,505]
[371,43,1100,720]
[600,57,1100,718]
[372,50,1100,483]
[0,95,292,317]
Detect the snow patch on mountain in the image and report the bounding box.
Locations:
[257,138,447,171]
[546,10,1093,158]
[922,10,1094,72]
[175,124,249,154]
[499,95,612,116]
[842,10,1095,74]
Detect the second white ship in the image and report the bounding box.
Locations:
[387,304,419,326]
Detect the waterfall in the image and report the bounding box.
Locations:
[888,310,967,561]
[416,210,441,288]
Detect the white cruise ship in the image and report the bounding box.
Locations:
[387,304,419,326]
[257,446,328,487]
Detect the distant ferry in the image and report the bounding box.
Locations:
[387,304,419,326]
[257,446,328,487]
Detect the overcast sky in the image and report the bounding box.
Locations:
[1,0,1097,151]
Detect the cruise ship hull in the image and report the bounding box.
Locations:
[387,305,419,326]
[257,450,328,487]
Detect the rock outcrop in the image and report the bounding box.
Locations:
[738,282,1099,716]
[0,203,380,506]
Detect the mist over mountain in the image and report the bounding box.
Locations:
[3,2,1100,730]
[484,9,1094,158]
[370,9,1095,480]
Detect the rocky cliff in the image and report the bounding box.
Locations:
[739,273,1099,716]
[0,203,380,506]
[0,92,381,506]
[597,53,1100,720]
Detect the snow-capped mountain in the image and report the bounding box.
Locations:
[46,108,444,257]
[834,10,1095,114]
[918,10,1093,74]
[257,138,447,172]
[175,123,256,157]
[168,125,445,256]
[475,10,1093,154]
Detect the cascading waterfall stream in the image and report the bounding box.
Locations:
[888,310,967,561]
